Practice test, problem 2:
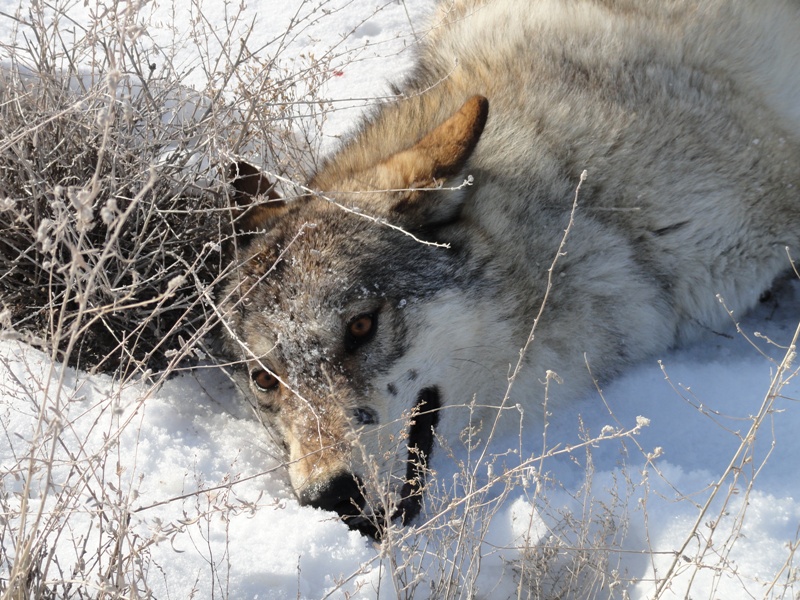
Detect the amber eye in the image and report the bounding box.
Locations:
[349,315,373,337]
[251,369,279,392]
[345,312,377,352]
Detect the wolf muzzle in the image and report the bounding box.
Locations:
[298,472,366,516]
[298,387,441,540]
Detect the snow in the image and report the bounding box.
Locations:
[2,1,799,598]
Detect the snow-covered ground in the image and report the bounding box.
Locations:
[1,1,799,598]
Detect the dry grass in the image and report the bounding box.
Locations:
[0,0,334,596]
[0,0,341,375]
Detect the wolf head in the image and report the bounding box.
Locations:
[220,96,493,537]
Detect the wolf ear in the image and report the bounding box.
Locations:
[228,161,287,233]
[382,95,488,225]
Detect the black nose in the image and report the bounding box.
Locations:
[298,472,366,518]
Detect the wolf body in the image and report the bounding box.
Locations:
[222,0,800,534]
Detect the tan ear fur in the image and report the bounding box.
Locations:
[377,95,488,226]
[228,161,286,233]
[384,95,489,189]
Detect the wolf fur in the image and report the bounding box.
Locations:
[221,0,800,535]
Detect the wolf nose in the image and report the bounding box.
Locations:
[298,472,366,518]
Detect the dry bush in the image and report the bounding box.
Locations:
[0,0,337,597]
[0,0,335,376]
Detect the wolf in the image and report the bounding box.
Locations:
[220,0,800,537]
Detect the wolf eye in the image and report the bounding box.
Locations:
[251,369,279,392]
[345,313,377,352]
[349,315,374,337]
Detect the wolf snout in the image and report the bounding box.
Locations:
[298,471,366,518]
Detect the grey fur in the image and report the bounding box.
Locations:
[221,0,800,532]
